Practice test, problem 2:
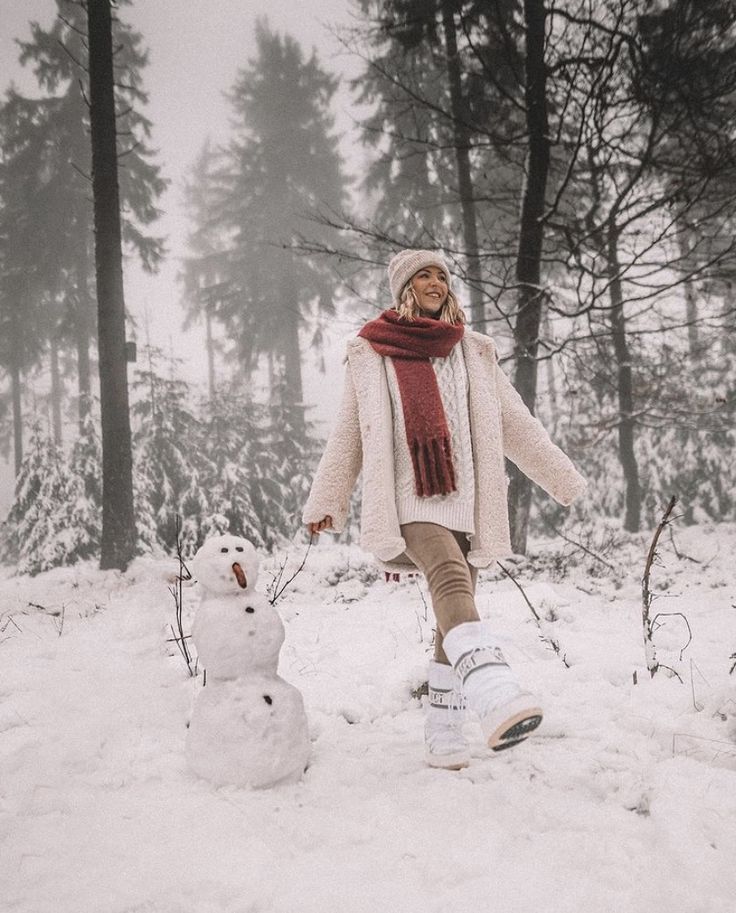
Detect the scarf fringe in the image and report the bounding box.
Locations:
[410,435,457,497]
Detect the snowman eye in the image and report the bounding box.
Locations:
[220,547,229,553]
[263,695,273,705]
[245,606,255,614]
[235,546,244,552]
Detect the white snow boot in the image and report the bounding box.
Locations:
[424,660,470,770]
[442,622,543,752]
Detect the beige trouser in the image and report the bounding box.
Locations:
[400,522,480,664]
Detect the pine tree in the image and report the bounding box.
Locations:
[0,92,53,470]
[5,423,68,574]
[131,355,201,552]
[179,139,230,401]
[216,20,346,431]
[11,0,165,422]
[353,2,450,246]
[177,469,230,558]
[1,414,102,573]
[1,374,321,568]
[196,388,278,550]
[69,410,103,507]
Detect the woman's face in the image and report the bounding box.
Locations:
[410,265,448,315]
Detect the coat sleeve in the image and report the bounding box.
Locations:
[494,352,587,507]
[302,364,363,533]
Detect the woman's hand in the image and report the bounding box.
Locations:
[307,516,333,536]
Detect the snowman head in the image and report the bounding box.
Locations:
[192,534,260,596]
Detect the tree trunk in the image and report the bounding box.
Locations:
[280,276,305,440]
[205,306,216,401]
[88,0,136,570]
[542,308,558,436]
[49,335,63,447]
[282,322,305,438]
[441,0,485,332]
[683,277,699,357]
[508,0,550,555]
[677,222,699,356]
[8,299,24,475]
[10,357,23,476]
[74,248,93,427]
[606,222,641,532]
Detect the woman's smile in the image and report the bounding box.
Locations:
[411,266,449,314]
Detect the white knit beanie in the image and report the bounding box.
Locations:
[387,249,453,305]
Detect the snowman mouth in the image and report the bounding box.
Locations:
[231,562,248,589]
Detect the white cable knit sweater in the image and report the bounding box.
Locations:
[385,344,475,534]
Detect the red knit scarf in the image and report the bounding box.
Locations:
[358,309,464,497]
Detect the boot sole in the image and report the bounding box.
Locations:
[486,707,543,752]
[425,749,471,770]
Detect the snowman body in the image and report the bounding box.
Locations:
[185,534,310,788]
[192,598,284,679]
[186,675,310,788]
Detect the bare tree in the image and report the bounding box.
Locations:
[507,0,552,554]
[547,0,736,531]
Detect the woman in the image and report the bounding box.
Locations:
[302,249,587,769]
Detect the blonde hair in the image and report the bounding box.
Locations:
[395,283,466,325]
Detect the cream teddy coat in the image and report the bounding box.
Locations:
[302,329,587,573]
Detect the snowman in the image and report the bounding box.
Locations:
[185,534,310,788]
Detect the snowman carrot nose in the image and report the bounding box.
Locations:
[231,562,248,589]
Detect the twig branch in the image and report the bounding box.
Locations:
[0,615,22,635]
[268,537,313,606]
[542,518,617,572]
[497,561,570,668]
[651,611,693,660]
[413,580,429,622]
[57,37,88,73]
[169,514,195,676]
[667,525,701,563]
[641,495,677,679]
[657,663,683,684]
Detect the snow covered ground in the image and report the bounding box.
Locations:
[2,521,735,913]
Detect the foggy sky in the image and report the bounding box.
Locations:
[0,0,359,350]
